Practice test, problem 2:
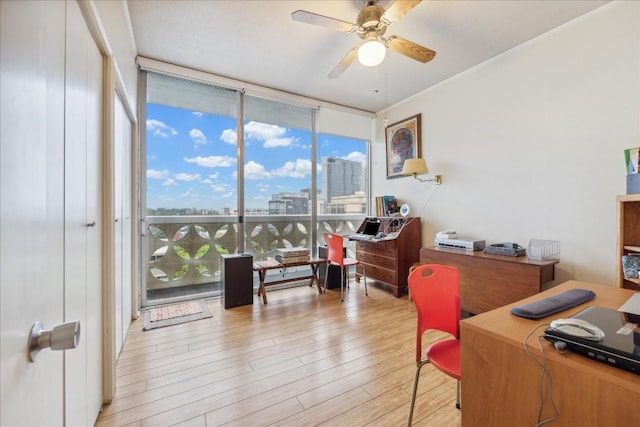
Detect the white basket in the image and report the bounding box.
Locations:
[528,239,560,260]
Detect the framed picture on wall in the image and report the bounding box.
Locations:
[385,113,421,178]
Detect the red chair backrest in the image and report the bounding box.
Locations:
[324,233,344,266]
[408,264,461,362]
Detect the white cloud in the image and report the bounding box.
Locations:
[174,172,201,181]
[147,169,170,179]
[263,137,295,148]
[147,119,177,138]
[245,121,295,148]
[162,178,176,186]
[189,128,207,144]
[184,155,236,168]
[221,192,233,198]
[202,178,212,184]
[345,151,367,165]
[220,122,297,148]
[245,121,284,139]
[211,184,227,192]
[220,129,237,145]
[272,158,312,178]
[244,160,271,180]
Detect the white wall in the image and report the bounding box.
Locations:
[373,1,640,287]
[93,0,138,112]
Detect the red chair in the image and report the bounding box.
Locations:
[323,233,367,302]
[407,264,461,426]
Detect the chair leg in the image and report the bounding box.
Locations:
[340,266,344,302]
[455,380,461,409]
[323,264,329,294]
[362,265,367,296]
[407,360,429,426]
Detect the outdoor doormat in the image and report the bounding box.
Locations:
[143,300,212,331]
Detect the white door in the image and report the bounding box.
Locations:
[0,1,67,425]
[1,1,103,425]
[64,1,104,424]
[114,107,124,356]
[84,25,105,427]
[115,95,134,355]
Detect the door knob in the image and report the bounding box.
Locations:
[28,320,81,362]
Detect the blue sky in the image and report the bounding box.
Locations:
[146,103,367,210]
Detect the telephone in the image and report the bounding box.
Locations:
[483,242,526,257]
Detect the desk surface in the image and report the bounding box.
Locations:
[427,245,558,266]
[461,281,639,426]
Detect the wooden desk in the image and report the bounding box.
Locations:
[420,246,558,314]
[461,281,640,427]
[354,217,421,297]
[252,258,325,304]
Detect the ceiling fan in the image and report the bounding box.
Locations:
[291,0,436,78]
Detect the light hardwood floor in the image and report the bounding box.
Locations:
[96,282,461,426]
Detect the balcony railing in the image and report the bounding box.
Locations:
[146,214,365,292]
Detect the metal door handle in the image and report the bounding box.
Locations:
[28,320,81,362]
[87,221,96,227]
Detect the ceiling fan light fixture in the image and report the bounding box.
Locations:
[293,1,433,78]
[358,38,386,67]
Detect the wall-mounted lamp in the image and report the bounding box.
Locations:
[401,158,442,184]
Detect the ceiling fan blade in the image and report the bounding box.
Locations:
[291,10,356,33]
[328,46,359,79]
[387,36,435,63]
[381,0,422,26]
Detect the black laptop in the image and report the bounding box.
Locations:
[544,306,639,375]
[346,220,381,240]
[361,220,381,235]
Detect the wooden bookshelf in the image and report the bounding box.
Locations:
[617,194,640,290]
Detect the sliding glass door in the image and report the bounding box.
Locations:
[142,73,240,306]
[243,95,313,261]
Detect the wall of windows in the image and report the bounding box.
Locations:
[140,66,372,305]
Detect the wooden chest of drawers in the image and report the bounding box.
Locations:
[420,246,558,314]
[354,217,421,297]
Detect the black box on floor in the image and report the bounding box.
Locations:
[318,245,345,289]
[220,253,253,308]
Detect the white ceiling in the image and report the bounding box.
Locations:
[127,0,609,113]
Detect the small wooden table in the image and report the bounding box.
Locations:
[252,258,326,304]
